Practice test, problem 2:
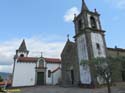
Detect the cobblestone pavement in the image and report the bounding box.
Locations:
[10,86,125,93]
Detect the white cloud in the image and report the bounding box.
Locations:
[0,65,13,73]
[26,37,65,58]
[0,66,2,71]
[0,37,65,73]
[0,39,19,65]
[64,7,79,22]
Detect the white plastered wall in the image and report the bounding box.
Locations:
[91,33,106,58]
[46,63,61,85]
[52,69,61,85]
[91,32,107,84]
[77,34,91,84]
[12,62,36,87]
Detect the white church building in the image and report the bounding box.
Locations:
[12,40,61,87]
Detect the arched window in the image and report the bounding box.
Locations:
[90,16,97,29]
[78,20,82,30]
[39,59,44,67]
[20,54,24,57]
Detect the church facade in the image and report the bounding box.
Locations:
[12,40,61,87]
[11,0,125,88]
[61,0,125,87]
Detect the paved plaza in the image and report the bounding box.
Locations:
[9,86,125,93]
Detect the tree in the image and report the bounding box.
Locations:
[0,75,3,82]
[80,56,125,93]
[0,75,3,91]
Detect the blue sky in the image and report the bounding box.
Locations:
[0,0,125,73]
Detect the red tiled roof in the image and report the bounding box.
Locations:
[0,82,5,85]
[17,57,61,63]
[45,58,61,63]
[17,57,38,62]
[0,80,11,86]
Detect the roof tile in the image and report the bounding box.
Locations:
[17,57,61,63]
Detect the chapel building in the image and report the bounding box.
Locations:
[12,40,61,87]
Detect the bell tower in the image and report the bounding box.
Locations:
[73,0,107,85]
[16,39,29,57]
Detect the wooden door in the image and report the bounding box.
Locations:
[37,72,44,85]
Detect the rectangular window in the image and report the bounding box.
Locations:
[48,70,51,78]
[96,43,101,55]
[78,20,82,31]
[96,43,100,50]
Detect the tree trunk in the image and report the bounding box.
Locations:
[106,79,111,93]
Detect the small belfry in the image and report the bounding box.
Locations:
[16,39,29,57]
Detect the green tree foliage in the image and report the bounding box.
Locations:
[0,75,3,82]
[0,75,3,91]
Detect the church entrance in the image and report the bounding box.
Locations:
[122,71,125,82]
[37,72,44,85]
[71,70,74,84]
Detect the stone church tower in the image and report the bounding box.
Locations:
[73,0,107,85]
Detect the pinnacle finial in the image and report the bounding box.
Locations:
[81,0,89,11]
[67,34,69,40]
[82,0,84,3]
